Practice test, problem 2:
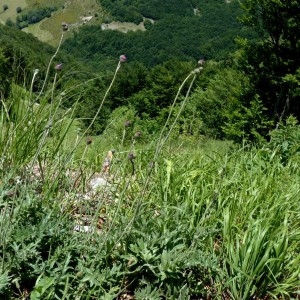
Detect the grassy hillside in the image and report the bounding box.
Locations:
[0,0,104,46]
[0,62,300,298]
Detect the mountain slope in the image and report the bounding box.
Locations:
[62,0,255,68]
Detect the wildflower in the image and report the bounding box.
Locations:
[124,120,132,128]
[134,131,142,139]
[86,137,92,145]
[55,63,63,71]
[128,152,136,161]
[119,54,127,63]
[62,22,69,31]
[198,59,205,65]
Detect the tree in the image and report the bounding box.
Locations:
[238,0,300,124]
[0,48,12,98]
[5,19,15,28]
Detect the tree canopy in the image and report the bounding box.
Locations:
[238,0,300,123]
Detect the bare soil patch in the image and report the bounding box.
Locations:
[101,21,146,33]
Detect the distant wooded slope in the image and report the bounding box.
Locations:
[62,0,256,68]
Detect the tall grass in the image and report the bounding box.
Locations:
[0,43,299,300]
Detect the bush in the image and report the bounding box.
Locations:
[16,7,22,13]
[3,4,8,11]
[5,18,14,28]
[265,115,300,164]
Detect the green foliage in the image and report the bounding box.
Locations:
[186,65,270,141]
[238,0,300,123]
[101,106,140,146]
[0,48,12,97]
[63,0,251,68]
[15,6,58,29]
[266,116,300,164]
[222,95,273,143]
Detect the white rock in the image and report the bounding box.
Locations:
[90,177,109,191]
[73,225,94,233]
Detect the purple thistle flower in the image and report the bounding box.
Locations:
[119,54,127,63]
[55,63,63,71]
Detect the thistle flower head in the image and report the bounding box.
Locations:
[198,59,205,66]
[62,22,69,31]
[55,63,63,71]
[86,137,92,145]
[119,54,127,63]
[128,152,136,161]
[124,120,132,128]
[134,131,142,139]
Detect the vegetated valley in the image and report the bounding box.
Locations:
[0,0,300,299]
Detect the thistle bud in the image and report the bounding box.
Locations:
[124,120,132,128]
[128,153,136,161]
[119,54,127,63]
[86,137,92,145]
[62,22,69,31]
[134,131,142,139]
[198,59,205,66]
[55,63,63,71]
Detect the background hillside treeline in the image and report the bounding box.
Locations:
[1,0,300,143]
[15,6,58,29]
[100,0,242,23]
[63,0,255,68]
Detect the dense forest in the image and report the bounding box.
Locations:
[63,0,253,68]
